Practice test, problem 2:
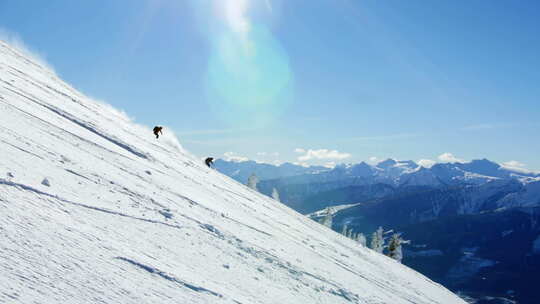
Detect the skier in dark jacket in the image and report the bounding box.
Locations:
[205,157,214,168]
[153,126,163,139]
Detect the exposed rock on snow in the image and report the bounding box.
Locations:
[41,177,50,187]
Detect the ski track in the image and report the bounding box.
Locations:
[0,178,185,231]
[115,257,223,298]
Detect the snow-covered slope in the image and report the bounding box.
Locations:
[497,180,540,208]
[0,40,464,304]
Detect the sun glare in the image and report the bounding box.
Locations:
[202,0,293,126]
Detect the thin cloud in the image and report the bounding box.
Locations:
[438,153,464,163]
[256,151,279,157]
[292,161,310,168]
[223,151,249,162]
[500,160,537,174]
[501,160,537,173]
[418,159,436,168]
[461,123,519,131]
[178,128,253,136]
[182,137,254,147]
[368,156,379,163]
[503,160,526,168]
[295,148,351,162]
[343,133,421,142]
[323,161,337,168]
[222,152,283,166]
[461,124,495,131]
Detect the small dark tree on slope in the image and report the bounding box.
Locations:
[386,233,409,263]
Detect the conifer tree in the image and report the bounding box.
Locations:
[247,173,259,191]
[370,227,384,253]
[341,224,348,236]
[387,233,409,263]
[356,233,367,247]
[346,228,353,239]
[271,188,280,201]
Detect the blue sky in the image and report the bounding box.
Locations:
[1,0,539,170]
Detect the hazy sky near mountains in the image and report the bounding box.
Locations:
[1,0,539,170]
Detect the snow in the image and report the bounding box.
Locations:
[497,180,540,208]
[307,203,360,218]
[501,230,513,237]
[0,40,464,304]
[399,166,443,187]
[458,180,522,214]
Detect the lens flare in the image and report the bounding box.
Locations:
[206,24,293,126]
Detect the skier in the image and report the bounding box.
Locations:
[205,157,214,168]
[153,126,163,139]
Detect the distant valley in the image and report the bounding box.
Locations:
[216,158,540,303]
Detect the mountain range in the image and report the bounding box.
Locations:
[216,158,540,303]
[217,158,540,214]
